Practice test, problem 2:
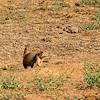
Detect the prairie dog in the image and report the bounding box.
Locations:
[23,45,43,69]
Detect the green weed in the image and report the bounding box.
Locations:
[39,0,48,11]
[65,96,79,100]
[0,76,22,90]
[5,10,29,21]
[84,63,100,88]
[80,0,100,5]
[0,94,11,100]
[39,0,67,11]
[0,6,30,21]
[51,0,67,11]
[80,10,100,31]
[80,21,100,31]
[0,91,25,100]
[33,74,66,92]
[94,11,100,21]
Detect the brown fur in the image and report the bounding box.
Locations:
[23,45,43,69]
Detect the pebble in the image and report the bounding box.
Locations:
[63,25,79,33]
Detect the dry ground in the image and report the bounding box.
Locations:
[0,0,100,100]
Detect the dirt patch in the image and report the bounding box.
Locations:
[0,0,100,100]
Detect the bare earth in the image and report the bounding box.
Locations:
[0,0,100,100]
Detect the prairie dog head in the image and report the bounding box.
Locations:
[35,51,43,66]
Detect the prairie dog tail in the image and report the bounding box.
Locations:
[23,44,29,57]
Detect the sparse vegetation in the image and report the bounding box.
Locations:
[0,76,22,90]
[0,0,100,99]
[33,74,66,92]
[6,10,29,21]
[94,11,100,21]
[80,21,100,31]
[0,76,25,100]
[13,92,25,100]
[0,91,25,100]
[0,94,11,100]
[80,0,100,5]
[39,0,68,11]
[0,6,30,21]
[84,63,100,88]
[80,10,100,31]
[65,96,79,100]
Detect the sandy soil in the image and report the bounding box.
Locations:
[0,0,100,100]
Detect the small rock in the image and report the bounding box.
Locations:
[56,26,60,28]
[41,37,51,42]
[5,17,9,20]
[2,67,7,70]
[19,32,21,34]
[59,32,63,34]
[25,30,29,33]
[75,2,80,6]
[71,26,79,33]
[41,38,46,41]
[63,26,79,33]
[63,28,66,32]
